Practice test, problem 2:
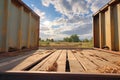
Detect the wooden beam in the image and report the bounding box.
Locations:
[93,15,100,48]
[18,6,23,49]
[117,3,120,51]
[27,12,31,48]
[2,0,11,52]
[106,6,113,50]
[99,12,105,49]
[0,71,120,80]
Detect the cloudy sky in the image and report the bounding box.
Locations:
[22,0,110,40]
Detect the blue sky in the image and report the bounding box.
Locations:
[22,0,110,40]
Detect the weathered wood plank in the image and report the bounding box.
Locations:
[73,50,98,72]
[81,50,119,68]
[12,50,54,70]
[88,49,120,62]
[30,53,54,71]
[67,50,84,72]
[56,50,66,72]
[30,50,62,71]
[37,50,61,71]
[1,71,120,80]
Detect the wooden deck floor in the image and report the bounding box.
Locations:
[12,49,120,73]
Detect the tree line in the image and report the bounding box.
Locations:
[63,34,80,42]
[63,34,93,42]
[40,34,93,42]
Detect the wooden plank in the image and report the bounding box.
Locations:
[30,50,62,71]
[12,50,54,70]
[81,50,119,68]
[30,53,54,71]
[88,50,120,62]
[99,12,105,49]
[73,50,98,72]
[1,71,120,80]
[118,3,120,51]
[56,50,66,72]
[37,50,61,71]
[67,50,84,72]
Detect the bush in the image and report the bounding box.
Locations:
[63,34,80,42]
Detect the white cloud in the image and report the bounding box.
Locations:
[41,0,89,18]
[90,0,111,13]
[41,0,51,7]
[31,4,46,20]
[39,0,111,40]
[41,0,111,17]
[79,33,93,40]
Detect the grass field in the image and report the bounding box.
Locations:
[39,41,93,48]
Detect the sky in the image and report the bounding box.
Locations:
[22,0,111,40]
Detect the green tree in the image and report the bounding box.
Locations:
[46,38,54,42]
[70,34,80,42]
[63,34,80,42]
[63,37,70,42]
[51,39,54,42]
[83,38,89,42]
[46,38,49,42]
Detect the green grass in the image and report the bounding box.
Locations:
[39,41,93,48]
